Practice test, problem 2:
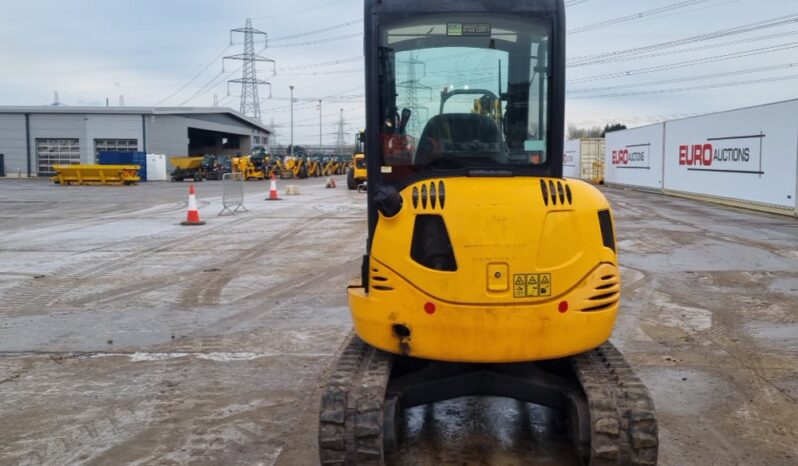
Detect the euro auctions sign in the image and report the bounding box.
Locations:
[564,150,576,167]
[611,144,650,169]
[678,133,765,175]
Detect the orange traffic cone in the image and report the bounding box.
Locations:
[266,174,282,201]
[181,184,206,225]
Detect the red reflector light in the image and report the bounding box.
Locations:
[424,302,436,314]
[558,301,569,313]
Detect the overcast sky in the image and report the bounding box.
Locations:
[1,0,797,145]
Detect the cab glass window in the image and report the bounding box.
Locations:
[379,15,550,176]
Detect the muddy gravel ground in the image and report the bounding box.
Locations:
[0,178,796,466]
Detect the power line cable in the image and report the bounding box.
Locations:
[609,0,741,33]
[569,13,798,65]
[570,29,798,68]
[568,61,798,94]
[270,33,363,48]
[569,0,713,34]
[178,67,239,106]
[277,56,362,72]
[252,0,348,20]
[568,39,798,83]
[269,19,362,42]
[154,42,231,106]
[278,68,364,77]
[175,42,270,107]
[566,112,708,127]
[570,73,798,99]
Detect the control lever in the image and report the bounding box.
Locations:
[398,108,412,134]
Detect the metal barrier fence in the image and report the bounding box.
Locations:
[219,172,248,216]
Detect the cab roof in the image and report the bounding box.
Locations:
[365,0,563,16]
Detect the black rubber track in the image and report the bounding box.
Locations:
[572,342,659,466]
[319,336,658,465]
[319,335,393,465]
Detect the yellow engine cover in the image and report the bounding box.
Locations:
[349,177,620,363]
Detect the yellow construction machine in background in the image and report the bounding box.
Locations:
[306,158,322,178]
[170,156,205,182]
[347,130,367,190]
[282,157,310,179]
[322,156,347,176]
[231,155,268,180]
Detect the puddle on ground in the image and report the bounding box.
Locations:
[743,321,798,354]
[638,366,739,416]
[649,291,713,333]
[388,396,579,466]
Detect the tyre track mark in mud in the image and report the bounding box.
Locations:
[608,187,798,461]
[621,272,797,451]
[0,216,260,314]
[611,194,797,259]
[0,201,189,240]
[64,214,351,310]
[176,195,364,309]
[178,214,330,308]
[0,354,301,465]
[678,311,797,454]
[80,386,290,465]
[205,257,360,331]
[680,284,798,454]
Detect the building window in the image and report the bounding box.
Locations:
[94,138,138,158]
[36,138,80,176]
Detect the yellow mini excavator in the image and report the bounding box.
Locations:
[347,130,368,190]
[319,1,658,464]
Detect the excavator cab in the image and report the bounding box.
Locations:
[319,1,658,464]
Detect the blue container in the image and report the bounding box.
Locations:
[98,151,148,181]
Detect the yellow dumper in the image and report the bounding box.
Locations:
[170,156,205,182]
[51,165,141,186]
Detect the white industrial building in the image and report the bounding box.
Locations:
[0,106,270,177]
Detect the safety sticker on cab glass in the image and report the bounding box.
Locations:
[446,23,491,37]
[513,273,552,298]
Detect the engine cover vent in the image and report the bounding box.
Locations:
[411,181,446,211]
[540,179,573,207]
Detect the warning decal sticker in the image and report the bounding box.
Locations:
[447,23,492,37]
[513,273,552,298]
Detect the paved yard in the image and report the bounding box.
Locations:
[0,178,795,465]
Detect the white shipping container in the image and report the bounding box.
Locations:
[605,123,665,191]
[578,138,605,182]
[146,153,168,181]
[663,100,798,209]
[563,139,580,179]
[564,139,605,181]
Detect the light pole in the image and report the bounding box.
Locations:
[318,99,323,154]
[289,85,294,157]
[339,108,344,156]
